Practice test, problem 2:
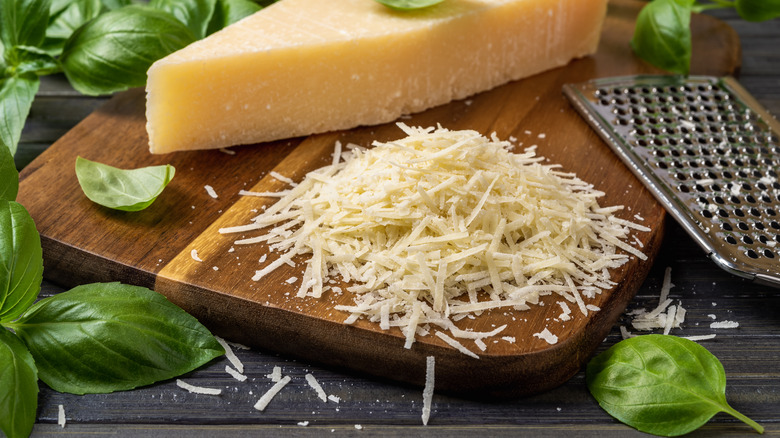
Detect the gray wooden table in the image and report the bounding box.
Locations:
[18,7,780,437]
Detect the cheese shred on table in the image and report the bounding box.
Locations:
[221,124,646,348]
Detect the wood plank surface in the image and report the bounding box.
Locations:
[18,2,780,436]
[16,0,742,398]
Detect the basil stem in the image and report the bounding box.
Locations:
[5,45,60,76]
[9,282,225,395]
[75,156,175,211]
[0,200,43,324]
[0,328,38,438]
[587,335,764,436]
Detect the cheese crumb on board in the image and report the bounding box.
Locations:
[176,379,222,395]
[205,185,218,199]
[221,125,646,351]
[533,328,558,345]
[421,356,435,426]
[190,249,203,262]
[435,331,479,359]
[270,171,298,187]
[254,375,292,411]
[557,301,572,321]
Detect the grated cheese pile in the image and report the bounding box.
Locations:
[221,124,646,349]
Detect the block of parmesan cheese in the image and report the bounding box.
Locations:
[145,0,607,153]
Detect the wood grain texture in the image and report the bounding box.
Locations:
[17,0,739,398]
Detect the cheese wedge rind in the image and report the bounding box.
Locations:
[145,0,608,153]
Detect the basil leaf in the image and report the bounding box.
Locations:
[206,0,262,35]
[0,328,38,438]
[735,0,780,21]
[43,0,103,56]
[374,0,446,10]
[5,45,60,76]
[631,0,694,76]
[0,0,50,51]
[12,282,225,394]
[587,335,764,436]
[150,0,217,40]
[0,75,40,156]
[75,157,175,211]
[0,201,43,323]
[0,145,17,201]
[60,5,196,96]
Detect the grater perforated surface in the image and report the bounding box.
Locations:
[563,75,780,287]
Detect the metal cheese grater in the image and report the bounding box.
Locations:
[563,75,780,287]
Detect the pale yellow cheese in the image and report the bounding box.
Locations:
[145,0,607,153]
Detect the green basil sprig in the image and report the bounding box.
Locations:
[0,0,48,156]
[633,0,780,75]
[0,328,38,438]
[75,156,175,211]
[587,335,764,436]
[1,0,271,157]
[373,0,446,10]
[0,167,225,437]
[8,282,225,394]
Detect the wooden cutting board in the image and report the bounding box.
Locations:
[18,0,739,397]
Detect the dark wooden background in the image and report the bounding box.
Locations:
[16,5,780,437]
